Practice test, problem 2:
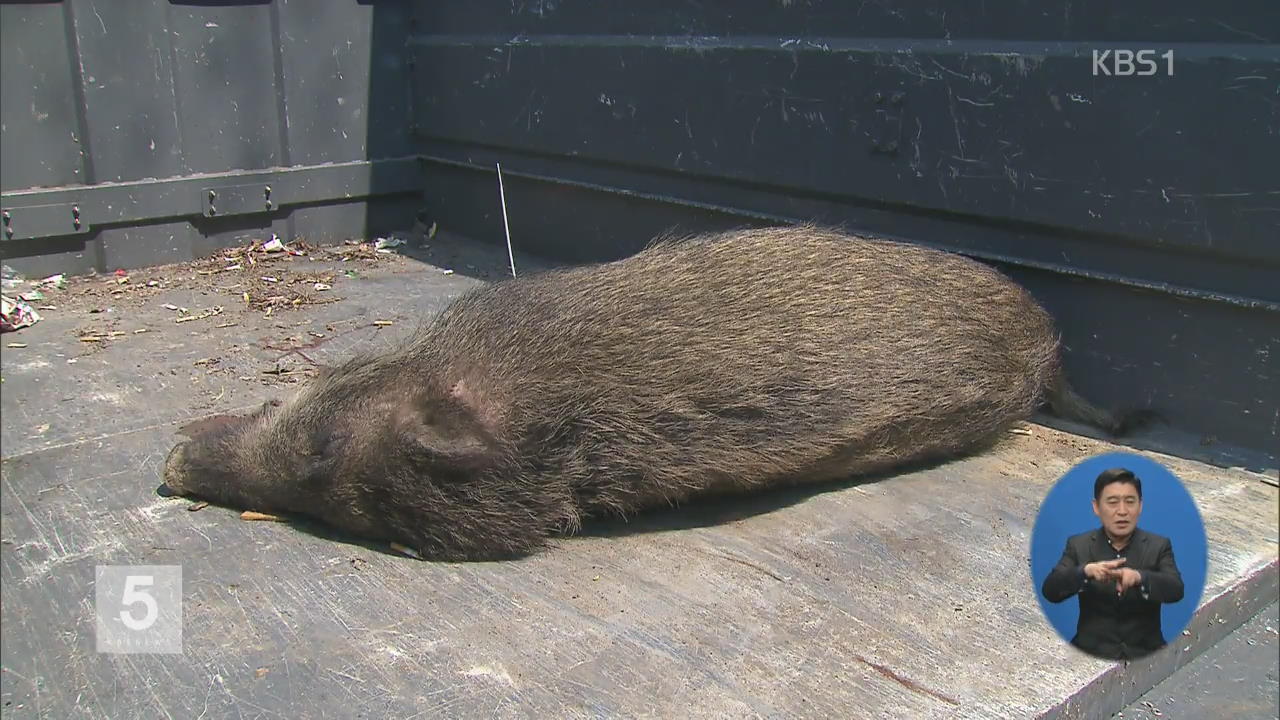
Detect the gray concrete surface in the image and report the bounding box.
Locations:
[1,233,1276,719]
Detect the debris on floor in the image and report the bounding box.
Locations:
[0,232,425,363]
[38,274,67,290]
[174,307,225,324]
[1,295,41,332]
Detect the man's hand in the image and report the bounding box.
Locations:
[1115,568,1143,595]
[1084,558,1126,582]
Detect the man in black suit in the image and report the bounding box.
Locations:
[1041,467,1185,660]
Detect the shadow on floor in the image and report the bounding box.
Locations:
[161,453,957,564]
[570,454,955,541]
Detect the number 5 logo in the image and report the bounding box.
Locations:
[95,565,182,654]
[119,575,159,631]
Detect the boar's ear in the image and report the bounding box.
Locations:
[177,413,247,438]
[408,423,492,472]
[394,396,495,472]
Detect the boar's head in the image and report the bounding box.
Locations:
[159,352,569,560]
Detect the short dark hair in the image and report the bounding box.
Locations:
[1094,467,1142,500]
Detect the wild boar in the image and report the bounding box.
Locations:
[160,224,1143,560]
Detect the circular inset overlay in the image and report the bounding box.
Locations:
[1030,451,1207,659]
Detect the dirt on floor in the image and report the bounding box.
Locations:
[1,236,442,402]
[12,237,412,317]
[1,228,553,420]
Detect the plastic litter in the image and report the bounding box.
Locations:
[1,295,41,332]
[374,236,406,252]
[37,274,66,290]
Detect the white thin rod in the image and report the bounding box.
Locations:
[497,162,517,278]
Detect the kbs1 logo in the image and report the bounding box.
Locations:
[1092,49,1175,76]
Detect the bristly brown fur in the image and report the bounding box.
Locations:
[162,224,1135,561]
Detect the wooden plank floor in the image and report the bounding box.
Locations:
[2,235,1275,719]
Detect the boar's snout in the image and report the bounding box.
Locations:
[158,441,191,497]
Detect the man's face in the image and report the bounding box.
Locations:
[1093,481,1142,540]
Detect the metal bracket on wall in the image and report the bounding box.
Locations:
[202,183,276,218]
[0,157,422,243]
[1,202,90,241]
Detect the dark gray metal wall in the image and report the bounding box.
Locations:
[0,0,423,277]
[406,1,1279,456]
[1,1,1276,456]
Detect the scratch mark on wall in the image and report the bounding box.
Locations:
[90,2,107,35]
[1173,190,1280,199]
[1212,21,1271,43]
[1135,109,1162,137]
[929,59,972,83]
[887,55,942,84]
[993,53,1044,77]
[945,86,966,158]
[910,118,923,177]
